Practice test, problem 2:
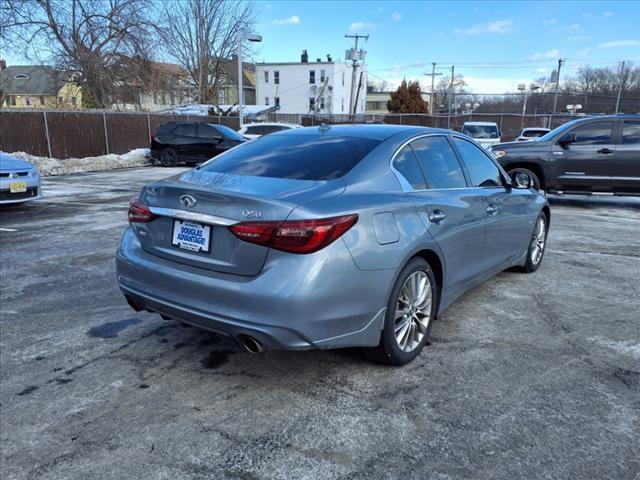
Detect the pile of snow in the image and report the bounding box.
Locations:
[10,148,151,177]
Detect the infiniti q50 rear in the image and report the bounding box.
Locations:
[116,125,549,365]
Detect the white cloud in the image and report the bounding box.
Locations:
[603,11,613,17]
[598,39,640,48]
[576,48,591,57]
[391,12,402,21]
[530,49,560,60]
[567,35,592,42]
[272,15,300,26]
[535,67,549,74]
[349,21,375,31]
[454,20,513,36]
[550,23,581,33]
[543,18,557,25]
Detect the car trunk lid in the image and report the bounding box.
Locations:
[133,169,345,276]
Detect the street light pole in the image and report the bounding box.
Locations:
[237,32,262,128]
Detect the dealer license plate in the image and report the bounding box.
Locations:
[171,220,211,253]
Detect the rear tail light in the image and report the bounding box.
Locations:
[128,197,156,223]
[229,214,358,254]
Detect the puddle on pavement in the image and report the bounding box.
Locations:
[87,318,142,338]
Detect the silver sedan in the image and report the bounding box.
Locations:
[116,125,549,365]
[0,153,42,205]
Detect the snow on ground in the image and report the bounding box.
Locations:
[10,148,152,177]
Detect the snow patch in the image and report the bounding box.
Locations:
[10,149,152,177]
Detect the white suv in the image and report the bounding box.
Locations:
[460,122,502,149]
[238,122,302,140]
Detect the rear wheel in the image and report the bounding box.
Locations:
[159,148,178,167]
[365,258,436,366]
[508,167,541,191]
[519,212,548,273]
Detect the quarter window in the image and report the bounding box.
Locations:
[569,122,613,145]
[622,122,640,144]
[199,125,221,139]
[410,137,467,189]
[452,137,503,188]
[392,145,427,190]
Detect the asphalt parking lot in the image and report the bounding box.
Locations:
[1,166,639,480]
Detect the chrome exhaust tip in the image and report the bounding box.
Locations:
[240,335,264,354]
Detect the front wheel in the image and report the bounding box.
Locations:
[365,258,437,366]
[519,212,548,273]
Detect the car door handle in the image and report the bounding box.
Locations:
[597,148,613,154]
[486,204,499,216]
[428,210,446,223]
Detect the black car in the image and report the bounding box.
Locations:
[491,115,640,195]
[150,122,247,167]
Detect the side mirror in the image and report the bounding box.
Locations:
[512,171,534,189]
[558,133,576,149]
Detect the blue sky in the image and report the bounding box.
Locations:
[254,0,640,93]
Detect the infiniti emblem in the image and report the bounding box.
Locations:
[179,195,197,208]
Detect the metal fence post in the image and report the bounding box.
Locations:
[499,114,504,134]
[147,113,151,141]
[42,110,52,158]
[102,111,110,154]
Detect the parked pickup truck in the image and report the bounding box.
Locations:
[489,115,640,195]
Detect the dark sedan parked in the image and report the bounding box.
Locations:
[151,122,247,167]
[490,115,640,195]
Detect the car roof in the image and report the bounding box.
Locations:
[245,122,302,128]
[522,127,550,131]
[278,124,452,141]
[462,121,499,126]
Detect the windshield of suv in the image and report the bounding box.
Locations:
[212,123,245,141]
[461,125,499,139]
[538,119,582,142]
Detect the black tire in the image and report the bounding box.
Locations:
[365,258,437,366]
[518,211,548,273]
[508,167,541,191]
[159,148,178,167]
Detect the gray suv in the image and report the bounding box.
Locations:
[490,115,640,195]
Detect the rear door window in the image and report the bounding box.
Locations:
[392,145,427,190]
[410,136,467,189]
[201,134,381,180]
[569,122,613,145]
[452,137,503,188]
[622,122,640,144]
[173,124,197,137]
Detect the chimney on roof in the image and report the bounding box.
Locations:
[0,59,6,70]
[327,54,332,62]
[301,50,308,63]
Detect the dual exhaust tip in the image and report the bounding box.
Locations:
[126,297,265,354]
[240,335,265,354]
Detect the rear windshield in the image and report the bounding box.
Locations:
[461,125,499,139]
[200,134,381,180]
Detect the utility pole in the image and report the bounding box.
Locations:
[549,58,565,128]
[615,60,626,114]
[345,33,369,115]
[447,65,455,129]
[424,62,442,115]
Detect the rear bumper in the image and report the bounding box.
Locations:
[116,228,393,350]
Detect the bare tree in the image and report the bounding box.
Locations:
[160,0,256,104]
[3,0,156,108]
[366,78,390,93]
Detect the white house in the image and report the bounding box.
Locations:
[255,50,366,115]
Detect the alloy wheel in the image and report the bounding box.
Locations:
[394,271,432,352]
[530,216,546,265]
